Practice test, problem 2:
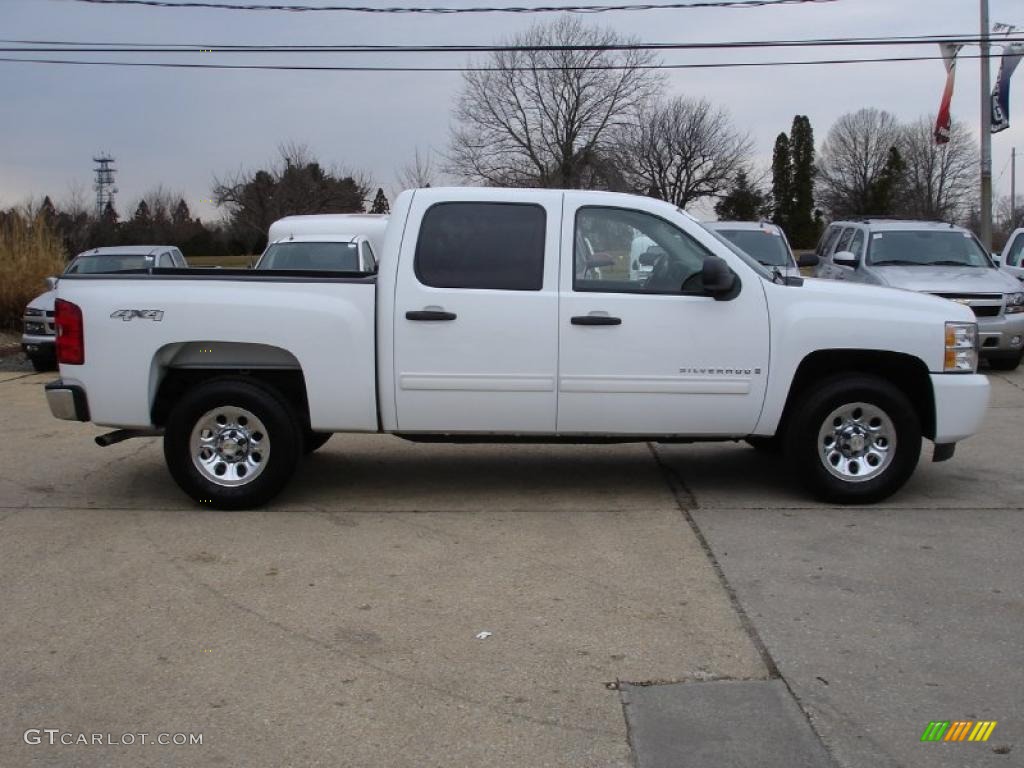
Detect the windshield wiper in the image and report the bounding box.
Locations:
[871,260,915,266]
[927,260,977,267]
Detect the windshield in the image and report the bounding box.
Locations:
[66,254,153,273]
[258,241,361,271]
[714,229,791,267]
[867,230,993,268]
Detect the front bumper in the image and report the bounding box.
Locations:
[930,373,990,444]
[45,380,90,422]
[976,313,1024,355]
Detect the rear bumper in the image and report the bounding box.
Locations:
[977,313,1024,355]
[930,373,989,444]
[45,379,90,422]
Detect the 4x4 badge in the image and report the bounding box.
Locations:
[110,309,164,322]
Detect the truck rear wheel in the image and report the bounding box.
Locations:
[163,378,302,510]
[785,374,921,504]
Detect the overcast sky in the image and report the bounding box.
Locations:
[2,0,1023,222]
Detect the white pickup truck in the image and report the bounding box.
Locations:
[45,188,990,509]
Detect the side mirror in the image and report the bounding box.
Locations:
[45,276,58,291]
[797,253,819,268]
[992,253,1002,266]
[833,250,859,268]
[701,257,736,299]
[639,252,659,267]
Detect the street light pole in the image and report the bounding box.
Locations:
[981,0,993,250]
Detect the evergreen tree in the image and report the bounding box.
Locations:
[770,133,792,230]
[172,199,192,226]
[788,115,818,248]
[714,171,768,221]
[134,200,151,223]
[39,195,57,224]
[370,188,390,215]
[867,146,905,216]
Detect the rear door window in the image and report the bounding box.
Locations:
[414,202,545,290]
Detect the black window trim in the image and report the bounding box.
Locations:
[413,200,548,292]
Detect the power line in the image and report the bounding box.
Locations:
[4,33,1023,54]
[0,50,1003,72]
[64,0,838,13]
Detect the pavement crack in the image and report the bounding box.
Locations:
[647,442,780,681]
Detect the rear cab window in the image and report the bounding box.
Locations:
[414,202,546,290]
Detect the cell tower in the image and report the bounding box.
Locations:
[93,153,118,218]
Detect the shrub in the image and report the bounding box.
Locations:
[0,211,66,330]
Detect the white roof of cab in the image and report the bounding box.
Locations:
[268,214,389,251]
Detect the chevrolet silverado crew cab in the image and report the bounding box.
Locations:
[45,188,990,509]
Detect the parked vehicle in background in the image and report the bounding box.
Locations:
[255,235,378,273]
[21,245,188,372]
[814,219,1024,370]
[999,227,1024,281]
[45,188,989,510]
[255,214,387,273]
[705,221,812,279]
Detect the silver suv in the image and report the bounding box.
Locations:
[814,219,1024,370]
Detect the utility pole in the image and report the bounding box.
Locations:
[980,0,993,250]
[1013,147,1018,229]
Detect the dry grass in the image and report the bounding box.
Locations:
[0,213,65,330]
[187,254,254,268]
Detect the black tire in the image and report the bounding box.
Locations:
[29,354,57,373]
[304,430,332,454]
[745,435,782,454]
[784,374,921,505]
[987,351,1023,371]
[163,377,302,510]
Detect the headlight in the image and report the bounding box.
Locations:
[1005,292,1024,314]
[24,307,44,317]
[945,321,979,372]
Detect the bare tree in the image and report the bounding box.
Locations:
[447,16,662,188]
[213,143,369,248]
[619,96,752,208]
[898,116,976,222]
[397,147,438,191]
[818,108,903,217]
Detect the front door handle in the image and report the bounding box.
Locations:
[406,310,457,321]
[571,315,622,326]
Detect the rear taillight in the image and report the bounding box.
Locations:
[55,298,84,365]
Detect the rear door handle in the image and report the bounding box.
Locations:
[571,315,621,326]
[406,310,457,321]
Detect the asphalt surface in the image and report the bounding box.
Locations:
[0,361,1020,766]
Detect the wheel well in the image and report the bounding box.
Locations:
[780,350,936,440]
[151,368,310,428]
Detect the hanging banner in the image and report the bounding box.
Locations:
[935,43,964,144]
[991,43,1024,134]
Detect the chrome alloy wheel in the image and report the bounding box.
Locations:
[817,401,896,483]
[190,406,269,487]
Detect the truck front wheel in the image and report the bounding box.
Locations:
[785,374,921,504]
[163,378,302,510]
